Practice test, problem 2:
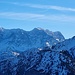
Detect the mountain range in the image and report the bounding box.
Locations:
[0,27,75,75]
[0,27,65,51]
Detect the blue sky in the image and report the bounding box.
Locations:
[0,0,75,39]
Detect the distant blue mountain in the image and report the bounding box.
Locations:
[0,27,65,52]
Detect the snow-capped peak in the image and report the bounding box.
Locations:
[36,27,44,30]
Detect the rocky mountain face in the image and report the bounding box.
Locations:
[0,45,75,75]
[0,28,75,75]
[0,27,65,51]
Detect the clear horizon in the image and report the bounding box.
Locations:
[0,0,75,39]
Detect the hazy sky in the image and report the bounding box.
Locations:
[0,0,75,39]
